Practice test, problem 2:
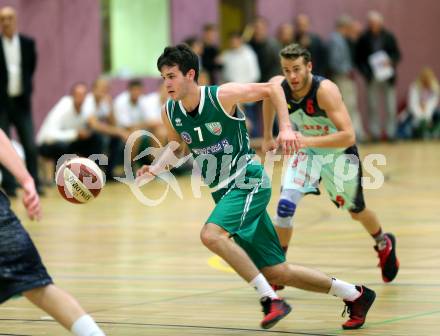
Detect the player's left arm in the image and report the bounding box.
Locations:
[0,130,41,220]
[301,80,356,148]
[218,82,299,153]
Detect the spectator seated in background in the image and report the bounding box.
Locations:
[398,67,440,139]
[37,82,103,166]
[82,78,131,176]
[110,79,166,177]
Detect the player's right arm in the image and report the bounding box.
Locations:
[262,75,285,152]
[136,106,184,181]
[218,81,299,154]
[0,130,41,220]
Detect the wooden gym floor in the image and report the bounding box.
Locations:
[1,141,439,335]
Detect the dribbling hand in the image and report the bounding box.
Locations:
[135,165,157,187]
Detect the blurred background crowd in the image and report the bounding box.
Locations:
[0,0,439,197]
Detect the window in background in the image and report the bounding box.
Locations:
[101,0,170,77]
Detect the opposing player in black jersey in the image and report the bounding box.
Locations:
[263,44,399,288]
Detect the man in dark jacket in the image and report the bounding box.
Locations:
[356,11,401,141]
[0,6,41,196]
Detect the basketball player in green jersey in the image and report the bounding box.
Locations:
[262,44,399,286]
[137,44,376,330]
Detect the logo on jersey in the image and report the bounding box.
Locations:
[175,118,182,127]
[181,132,192,144]
[205,122,222,136]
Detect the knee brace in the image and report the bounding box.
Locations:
[277,199,296,217]
[275,199,296,228]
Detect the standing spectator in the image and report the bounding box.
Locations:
[221,31,260,136]
[347,19,363,61]
[248,16,281,136]
[294,14,328,76]
[356,11,401,141]
[328,15,365,141]
[276,23,295,48]
[248,16,281,82]
[37,83,102,165]
[201,23,222,84]
[0,6,41,196]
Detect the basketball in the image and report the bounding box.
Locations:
[56,157,104,204]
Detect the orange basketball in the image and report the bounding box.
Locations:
[56,157,104,204]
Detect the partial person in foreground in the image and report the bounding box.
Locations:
[137,44,376,330]
[263,44,399,287]
[0,129,105,336]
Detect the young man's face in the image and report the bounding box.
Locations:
[160,65,195,100]
[280,56,312,93]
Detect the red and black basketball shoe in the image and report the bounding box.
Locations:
[260,297,292,329]
[342,285,376,330]
[375,233,400,282]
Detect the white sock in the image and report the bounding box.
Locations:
[71,314,105,336]
[328,278,361,301]
[250,273,278,299]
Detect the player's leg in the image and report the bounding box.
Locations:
[273,151,316,252]
[323,146,399,282]
[23,285,105,336]
[204,169,291,329]
[350,208,399,282]
[201,222,291,329]
[262,263,376,330]
[274,188,303,250]
[200,223,261,283]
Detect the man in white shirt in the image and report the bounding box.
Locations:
[37,83,102,165]
[110,80,165,174]
[0,6,41,196]
[222,32,260,84]
[82,78,130,178]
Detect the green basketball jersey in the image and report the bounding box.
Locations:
[281,75,344,154]
[166,86,253,188]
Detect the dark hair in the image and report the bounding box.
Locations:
[157,44,199,82]
[279,43,312,64]
[128,79,143,89]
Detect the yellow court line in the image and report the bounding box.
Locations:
[207,255,235,274]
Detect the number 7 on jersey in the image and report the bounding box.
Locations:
[194,126,204,142]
